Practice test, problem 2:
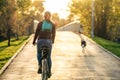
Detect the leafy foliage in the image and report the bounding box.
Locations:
[0,0,44,42]
[69,0,120,41]
[17,0,31,11]
[0,0,7,11]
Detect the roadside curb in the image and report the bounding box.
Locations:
[0,35,33,75]
[83,35,120,61]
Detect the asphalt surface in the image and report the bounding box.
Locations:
[0,31,120,80]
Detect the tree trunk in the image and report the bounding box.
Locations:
[7,28,11,46]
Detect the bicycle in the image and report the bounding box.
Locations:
[40,45,50,80]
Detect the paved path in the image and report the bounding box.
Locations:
[0,31,120,80]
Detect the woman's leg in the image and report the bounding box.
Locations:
[37,41,42,66]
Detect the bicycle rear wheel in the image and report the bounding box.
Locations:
[41,59,48,80]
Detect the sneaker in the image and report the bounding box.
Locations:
[37,65,42,74]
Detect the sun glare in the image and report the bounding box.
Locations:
[43,0,71,19]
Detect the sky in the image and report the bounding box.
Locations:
[43,0,71,19]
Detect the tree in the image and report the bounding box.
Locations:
[107,0,120,41]
[0,0,17,46]
[69,0,120,41]
[16,0,32,36]
[94,0,112,38]
[51,13,71,28]
[16,0,44,36]
[70,0,92,36]
[0,0,44,44]
[0,0,7,41]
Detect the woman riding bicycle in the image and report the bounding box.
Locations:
[32,11,56,78]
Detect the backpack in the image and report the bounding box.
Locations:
[41,20,52,32]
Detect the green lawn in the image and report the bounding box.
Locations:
[92,37,120,57]
[0,36,28,69]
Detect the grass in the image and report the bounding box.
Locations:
[92,37,120,57]
[0,36,28,69]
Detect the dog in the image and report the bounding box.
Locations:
[81,40,86,48]
[81,40,86,55]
